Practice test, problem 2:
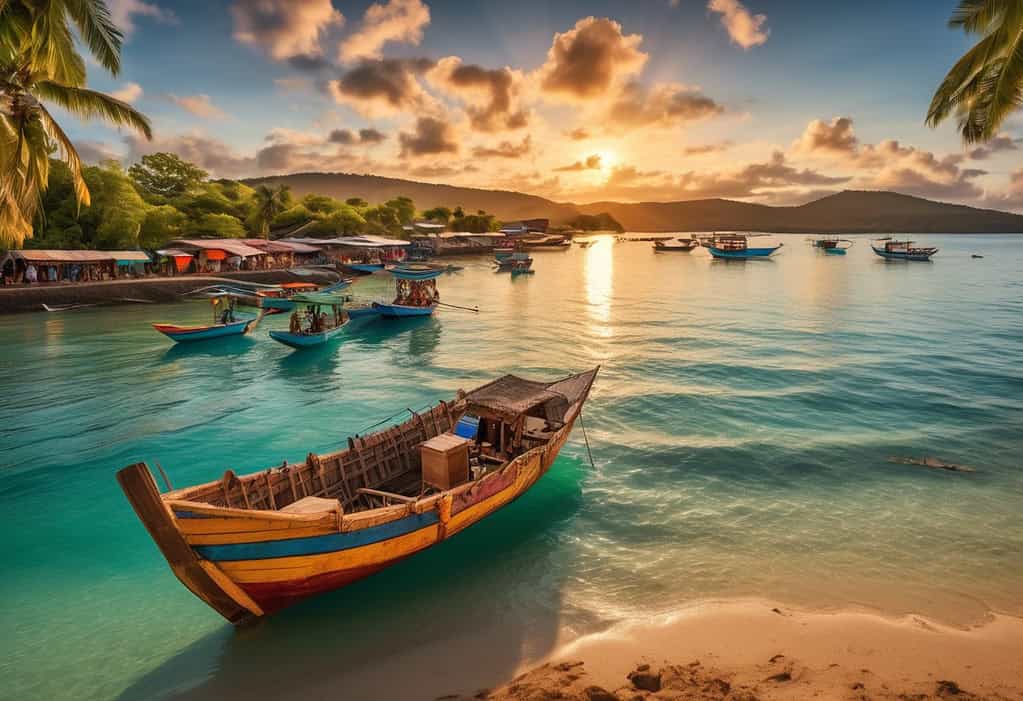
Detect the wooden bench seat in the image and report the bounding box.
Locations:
[280,496,343,515]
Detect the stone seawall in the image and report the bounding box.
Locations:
[0,271,338,314]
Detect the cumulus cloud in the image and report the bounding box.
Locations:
[794,116,858,155]
[554,154,602,171]
[683,141,733,155]
[107,0,176,36]
[607,81,722,129]
[567,128,590,140]
[111,82,143,103]
[339,0,430,62]
[708,0,769,49]
[231,0,343,61]
[538,17,647,100]
[471,136,531,159]
[328,127,387,145]
[169,94,229,119]
[76,140,122,164]
[967,135,1020,160]
[426,57,528,131]
[398,116,458,157]
[328,58,436,116]
[125,133,255,178]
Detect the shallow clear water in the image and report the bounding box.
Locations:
[2,234,1022,700]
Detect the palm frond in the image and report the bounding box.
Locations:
[29,4,87,86]
[33,80,152,138]
[64,0,123,75]
[949,0,1006,33]
[35,103,89,211]
[926,31,1005,126]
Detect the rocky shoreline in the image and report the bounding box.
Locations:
[0,270,338,314]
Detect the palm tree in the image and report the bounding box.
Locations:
[927,1,1023,144]
[1,0,152,247]
[252,184,290,238]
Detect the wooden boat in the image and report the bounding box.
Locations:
[268,293,350,349]
[574,238,595,248]
[375,265,442,317]
[153,296,263,343]
[494,252,533,271]
[870,237,938,261]
[343,261,387,274]
[808,236,853,254]
[493,246,516,260]
[653,237,698,252]
[259,280,350,313]
[117,367,599,623]
[706,234,783,259]
[510,262,535,275]
[520,234,570,250]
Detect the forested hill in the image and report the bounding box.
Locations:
[248,172,1023,233]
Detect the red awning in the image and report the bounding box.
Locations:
[205,249,227,261]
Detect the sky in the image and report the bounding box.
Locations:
[65,0,1023,210]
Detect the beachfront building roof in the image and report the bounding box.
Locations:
[1,249,151,265]
[168,239,266,258]
[282,235,411,249]
[240,239,322,254]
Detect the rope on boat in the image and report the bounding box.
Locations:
[155,461,173,492]
[435,301,480,313]
[579,412,596,470]
[356,403,435,435]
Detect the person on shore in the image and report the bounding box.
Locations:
[25,264,37,284]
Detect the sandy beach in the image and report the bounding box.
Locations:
[439,600,1023,701]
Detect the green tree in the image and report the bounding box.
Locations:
[78,161,149,248]
[306,205,366,236]
[345,197,368,208]
[0,0,152,246]
[251,184,290,238]
[272,204,315,229]
[927,1,1023,143]
[385,196,415,225]
[139,205,186,247]
[129,152,207,198]
[194,212,245,238]
[421,206,451,223]
[301,193,343,214]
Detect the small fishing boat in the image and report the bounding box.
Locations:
[653,237,698,252]
[705,233,783,259]
[971,254,984,259]
[268,293,350,349]
[342,261,387,274]
[117,367,599,622]
[152,295,262,343]
[870,237,938,261]
[494,251,533,271]
[574,238,595,248]
[510,261,535,275]
[371,264,442,317]
[520,234,570,250]
[808,236,853,254]
[493,246,516,260]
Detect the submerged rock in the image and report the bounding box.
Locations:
[887,456,976,473]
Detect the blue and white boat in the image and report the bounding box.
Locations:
[870,237,938,261]
[268,292,350,349]
[344,262,387,274]
[705,233,783,259]
[372,301,436,317]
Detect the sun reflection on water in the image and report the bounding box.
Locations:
[584,237,613,337]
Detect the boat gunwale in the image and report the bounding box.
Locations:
[159,368,597,533]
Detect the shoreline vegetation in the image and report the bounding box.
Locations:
[430,600,1023,701]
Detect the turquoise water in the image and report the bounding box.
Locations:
[2,234,1022,700]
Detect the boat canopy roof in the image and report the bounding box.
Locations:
[391,264,443,280]
[290,292,347,306]
[460,374,570,422]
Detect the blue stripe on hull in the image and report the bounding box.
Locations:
[374,303,436,317]
[707,246,780,259]
[193,511,441,561]
[157,321,251,342]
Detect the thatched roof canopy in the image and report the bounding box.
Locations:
[460,374,570,423]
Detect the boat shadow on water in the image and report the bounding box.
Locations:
[115,457,587,701]
[159,336,258,362]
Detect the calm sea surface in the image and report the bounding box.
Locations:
[2,234,1022,700]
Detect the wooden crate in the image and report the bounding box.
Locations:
[420,433,470,490]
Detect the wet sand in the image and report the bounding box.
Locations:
[440,600,1023,700]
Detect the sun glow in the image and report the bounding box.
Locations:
[595,149,618,170]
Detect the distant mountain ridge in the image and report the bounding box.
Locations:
[244,172,1023,234]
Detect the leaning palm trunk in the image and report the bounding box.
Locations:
[927,0,1023,144]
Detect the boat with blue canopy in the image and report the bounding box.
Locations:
[268,292,350,349]
[153,295,263,343]
[705,233,784,259]
[369,264,443,317]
